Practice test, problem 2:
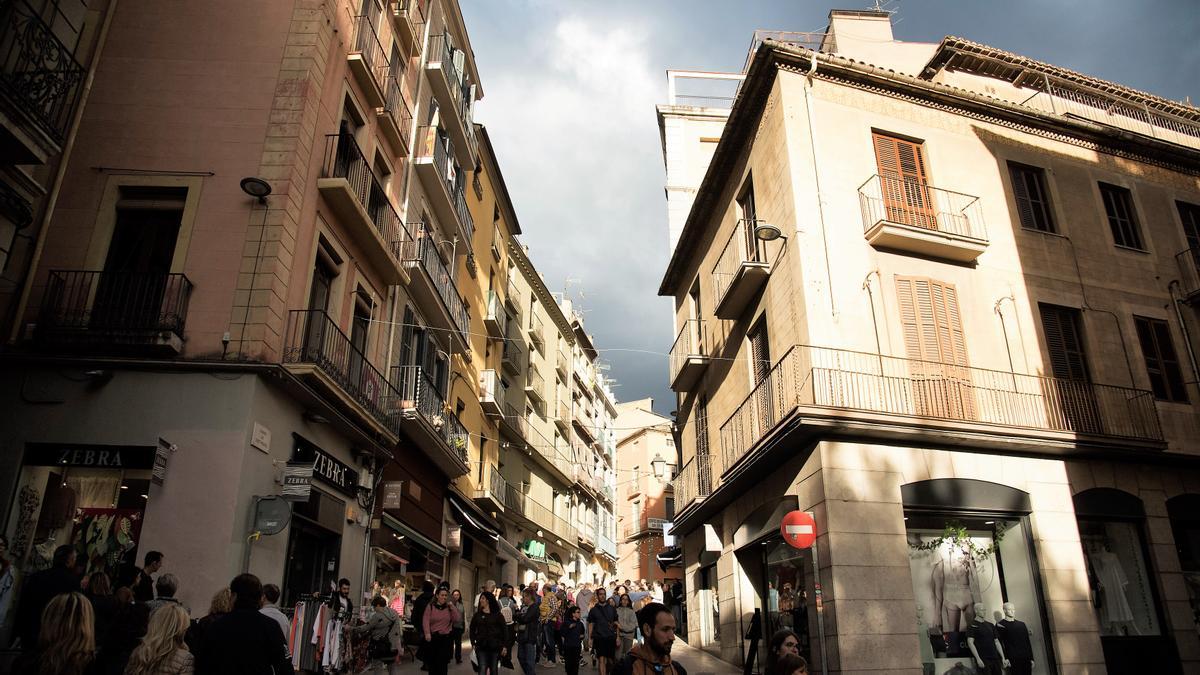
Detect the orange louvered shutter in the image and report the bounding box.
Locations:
[873,132,935,229]
[896,276,972,418]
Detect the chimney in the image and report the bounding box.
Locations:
[825,9,894,54]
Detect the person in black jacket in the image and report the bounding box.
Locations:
[469,591,509,675]
[513,588,541,675]
[559,605,587,675]
[14,544,79,649]
[411,580,435,669]
[196,573,293,675]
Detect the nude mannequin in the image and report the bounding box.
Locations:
[931,545,978,632]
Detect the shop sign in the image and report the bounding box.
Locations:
[521,539,546,559]
[292,434,359,497]
[447,525,462,552]
[25,442,157,469]
[253,496,292,535]
[151,438,175,486]
[281,462,314,502]
[781,510,817,549]
[381,481,404,510]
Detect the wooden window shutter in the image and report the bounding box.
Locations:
[872,132,927,182]
[748,318,770,383]
[1039,304,1090,381]
[873,132,933,229]
[896,276,965,364]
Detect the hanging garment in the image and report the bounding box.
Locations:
[1090,550,1134,624]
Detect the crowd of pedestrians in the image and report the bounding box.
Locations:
[8,550,695,675]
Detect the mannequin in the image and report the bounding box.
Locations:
[932,545,979,634]
[995,602,1034,675]
[965,602,1007,675]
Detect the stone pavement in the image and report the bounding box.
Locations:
[391,638,740,675]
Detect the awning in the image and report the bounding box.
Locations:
[657,546,682,571]
[546,558,564,577]
[382,513,448,556]
[448,493,501,540]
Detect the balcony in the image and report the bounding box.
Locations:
[501,334,524,375]
[1176,248,1200,303]
[556,347,570,378]
[718,345,1164,477]
[36,270,193,354]
[669,319,710,392]
[573,409,596,445]
[527,311,545,352]
[479,369,501,416]
[475,463,507,513]
[499,400,527,443]
[347,15,388,108]
[623,517,670,540]
[0,0,85,164]
[414,125,475,245]
[554,398,571,432]
[484,290,506,339]
[318,133,410,285]
[858,174,987,263]
[713,219,772,319]
[574,464,599,500]
[526,366,546,403]
[400,224,468,352]
[393,365,470,477]
[526,425,573,485]
[389,0,424,56]
[506,276,522,323]
[598,533,617,561]
[672,453,714,512]
[513,492,576,544]
[378,73,415,154]
[424,34,477,166]
[283,310,400,440]
[599,484,614,505]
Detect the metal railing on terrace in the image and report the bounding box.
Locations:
[381,74,414,148]
[502,333,524,374]
[501,400,527,440]
[399,224,468,339]
[528,311,545,349]
[669,319,707,384]
[393,364,469,462]
[713,219,767,310]
[322,133,411,257]
[506,277,522,320]
[557,347,570,376]
[719,345,1163,474]
[527,366,545,398]
[38,271,194,342]
[351,14,388,76]
[1020,74,1200,152]
[284,310,401,434]
[428,33,476,149]
[0,0,86,143]
[858,174,985,240]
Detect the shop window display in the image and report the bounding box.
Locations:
[906,515,1050,675]
[761,538,812,666]
[1078,520,1160,637]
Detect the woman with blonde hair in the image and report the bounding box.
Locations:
[125,603,193,675]
[183,587,231,655]
[13,591,97,675]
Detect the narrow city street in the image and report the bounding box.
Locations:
[390,640,740,675]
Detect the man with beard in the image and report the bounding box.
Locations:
[611,602,688,675]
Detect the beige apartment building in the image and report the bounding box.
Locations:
[466,130,617,587]
[661,10,1200,675]
[0,0,614,653]
[614,398,680,586]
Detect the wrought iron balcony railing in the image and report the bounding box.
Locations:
[0,0,85,144]
[672,453,714,512]
[526,365,545,399]
[38,270,193,346]
[381,73,414,149]
[416,125,475,242]
[858,173,985,240]
[712,218,772,319]
[501,332,524,375]
[506,276,522,320]
[1176,247,1200,301]
[351,14,387,78]
[501,400,527,440]
[427,33,476,149]
[392,364,468,463]
[719,345,1163,475]
[669,318,710,391]
[400,223,468,340]
[284,309,400,434]
[557,347,570,377]
[528,310,545,350]
[624,517,670,539]
[322,132,411,258]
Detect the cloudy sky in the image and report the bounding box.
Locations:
[460,0,1200,415]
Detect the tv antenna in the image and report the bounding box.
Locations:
[868,0,899,15]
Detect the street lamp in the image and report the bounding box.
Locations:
[652,453,666,480]
[753,221,783,242]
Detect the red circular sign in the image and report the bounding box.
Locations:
[780,511,817,549]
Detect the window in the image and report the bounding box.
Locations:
[1178,201,1200,254]
[1039,304,1090,381]
[1099,183,1145,250]
[736,177,763,262]
[894,277,968,366]
[1134,317,1188,402]
[873,131,935,230]
[1008,162,1055,233]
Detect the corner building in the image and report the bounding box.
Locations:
[661,11,1200,675]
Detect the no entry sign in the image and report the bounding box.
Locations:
[781,510,817,549]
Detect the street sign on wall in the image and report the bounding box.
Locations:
[780,510,817,549]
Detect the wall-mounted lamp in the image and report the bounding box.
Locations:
[753,221,784,242]
[240,176,272,203]
[651,453,666,479]
[302,411,331,425]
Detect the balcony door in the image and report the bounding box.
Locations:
[94,187,184,332]
[1039,304,1102,433]
[301,248,337,364]
[895,276,973,420]
[748,317,773,438]
[873,132,935,230]
[736,178,763,264]
[1179,201,1200,275]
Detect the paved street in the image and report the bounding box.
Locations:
[392,640,740,675]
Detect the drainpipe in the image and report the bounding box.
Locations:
[1059,235,1137,387]
[1168,280,1200,393]
[862,270,883,372]
[8,0,120,344]
[994,295,1018,389]
[802,56,837,320]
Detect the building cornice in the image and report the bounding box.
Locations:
[475,125,521,235]
[659,40,1200,296]
[506,237,574,344]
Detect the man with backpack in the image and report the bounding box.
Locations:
[611,603,687,675]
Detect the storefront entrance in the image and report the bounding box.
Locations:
[1074,488,1181,675]
[282,489,344,607]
